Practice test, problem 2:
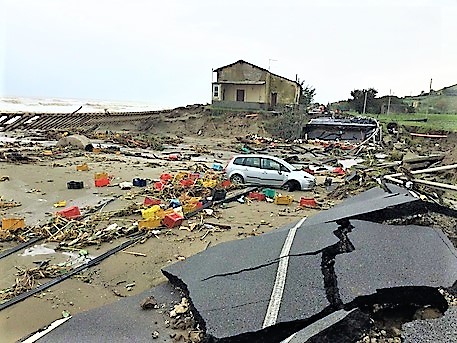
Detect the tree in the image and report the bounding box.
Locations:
[349,88,378,114]
[298,81,316,106]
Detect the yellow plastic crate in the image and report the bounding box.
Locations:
[138,217,162,230]
[141,205,164,220]
[174,172,189,181]
[94,172,109,180]
[201,180,217,188]
[183,202,201,214]
[76,163,89,171]
[274,195,293,205]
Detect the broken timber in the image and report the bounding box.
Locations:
[0,233,146,311]
[0,110,160,132]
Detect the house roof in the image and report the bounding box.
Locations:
[212,80,266,85]
[213,60,301,87]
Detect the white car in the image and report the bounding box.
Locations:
[224,154,316,191]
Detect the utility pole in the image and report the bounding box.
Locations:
[387,89,392,115]
[362,91,368,115]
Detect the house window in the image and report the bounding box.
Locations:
[213,85,220,98]
[236,89,245,102]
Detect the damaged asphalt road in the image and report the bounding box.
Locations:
[162,185,457,342]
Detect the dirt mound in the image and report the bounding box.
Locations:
[136,105,271,138]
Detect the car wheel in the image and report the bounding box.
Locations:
[282,181,297,192]
[230,174,244,185]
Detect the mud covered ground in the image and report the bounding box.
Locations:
[1,108,457,342]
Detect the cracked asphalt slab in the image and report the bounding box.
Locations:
[402,307,457,343]
[281,309,370,343]
[162,185,457,341]
[336,220,457,304]
[305,184,419,225]
[32,282,182,343]
[162,220,341,340]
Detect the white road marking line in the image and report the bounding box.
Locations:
[262,217,307,328]
[22,316,72,343]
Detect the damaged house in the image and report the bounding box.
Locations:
[212,60,301,111]
[304,117,381,142]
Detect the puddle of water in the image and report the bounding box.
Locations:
[21,244,56,257]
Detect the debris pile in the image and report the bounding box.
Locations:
[1,264,72,302]
[1,114,456,342]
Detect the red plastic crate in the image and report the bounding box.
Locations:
[179,179,194,188]
[221,180,231,189]
[95,177,110,187]
[160,173,172,183]
[144,197,161,206]
[248,192,266,201]
[162,212,184,229]
[333,167,345,176]
[300,197,318,208]
[154,182,164,191]
[189,173,201,180]
[57,206,81,219]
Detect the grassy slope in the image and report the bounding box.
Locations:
[403,94,457,114]
[360,112,457,132]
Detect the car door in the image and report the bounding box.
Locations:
[243,156,262,184]
[260,158,287,186]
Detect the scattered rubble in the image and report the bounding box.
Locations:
[1,115,456,342]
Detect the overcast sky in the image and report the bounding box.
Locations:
[1,0,456,109]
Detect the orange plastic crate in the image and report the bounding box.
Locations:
[1,218,25,231]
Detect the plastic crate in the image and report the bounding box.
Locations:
[57,206,81,219]
[212,189,227,201]
[202,180,217,188]
[179,179,194,188]
[138,217,162,230]
[300,197,318,208]
[189,173,202,180]
[170,199,182,209]
[160,173,172,183]
[183,201,203,214]
[174,172,189,181]
[248,192,266,201]
[220,180,231,189]
[163,212,184,229]
[76,163,89,171]
[67,181,84,189]
[274,195,293,205]
[141,205,163,220]
[95,178,110,187]
[94,172,109,180]
[133,178,147,187]
[154,182,164,191]
[1,218,25,231]
[212,163,223,171]
[144,197,161,206]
